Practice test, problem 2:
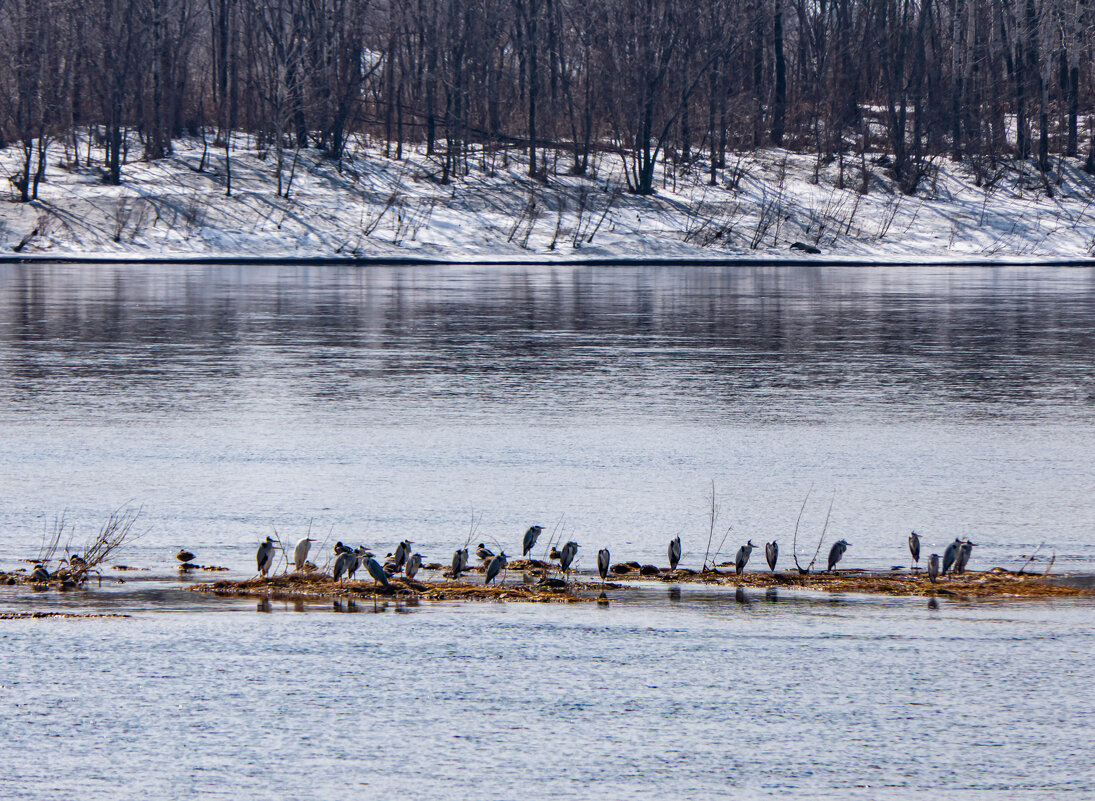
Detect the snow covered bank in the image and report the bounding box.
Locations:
[3,134,1094,262]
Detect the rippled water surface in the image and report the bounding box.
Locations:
[3,589,1095,799]
[2,263,1094,798]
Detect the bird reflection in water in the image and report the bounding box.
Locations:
[667,586,681,602]
[256,598,271,614]
[765,587,779,603]
[735,586,750,605]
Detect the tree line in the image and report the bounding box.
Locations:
[2,0,1094,202]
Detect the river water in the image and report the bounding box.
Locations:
[1,263,1094,798]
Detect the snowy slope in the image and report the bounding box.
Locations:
[2,133,1094,262]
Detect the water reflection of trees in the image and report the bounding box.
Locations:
[0,265,1092,418]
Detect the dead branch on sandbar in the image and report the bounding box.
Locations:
[6,506,145,589]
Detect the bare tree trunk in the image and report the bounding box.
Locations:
[772,0,786,147]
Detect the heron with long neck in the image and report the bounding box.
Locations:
[942,538,962,575]
[597,548,611,584]
[523,525,544,557]
[256,536,277,576]
[668,537,681,570]
[735,541,756,576]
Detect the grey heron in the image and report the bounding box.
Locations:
[451,549,465,580]
[827,539,850,571]
[176,549,195,564]
[293,538,313,571]
[393,540,412,572]
[256,536,277,576]
[333,549,356,583]
[765,541,778,572]
[734,541,756,576]
[485,552,508,585]
[382,553,400,574]
[955,540,976,574]
[668,537,681,570]
[559,541,579,573]
[347,547,371,579]
[523,525,544,557]
[365,556,390,588]
[942,538,962,575]
[406,552,423,580]
[909,531,921,568]
[927,553,940,583]
[597,548,611,583]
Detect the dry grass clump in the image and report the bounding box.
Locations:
[637,567,1093,598]
[190,572,597,604]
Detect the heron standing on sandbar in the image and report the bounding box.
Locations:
[597,548,611,584]
[908,531,921,569]
[523,526,544,557]
[406,552,422,580]
[927,553,940,583]
[827,539,850,571]
[293,537,313,571]
[559,541,579,574]
[955,540,976,574]
[333,549,356,583]
[348,547,371,579]
[256,536,277,576]
[735,541,756,576]
[668,537,681,570]
[393,540,412,572]
[485,552,508,585]
[765,541,778,572]
[942,538,962,575]
[365,556,390,588]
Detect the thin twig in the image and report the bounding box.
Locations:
[1017,542,1045,575]
[711,524,733,568]
[805,493,834,573]
[702,480,718,571]
[791,486,813,573]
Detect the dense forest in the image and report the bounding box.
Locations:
[1,0,1094,203]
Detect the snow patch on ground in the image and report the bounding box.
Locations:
[2,134,1094,262]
